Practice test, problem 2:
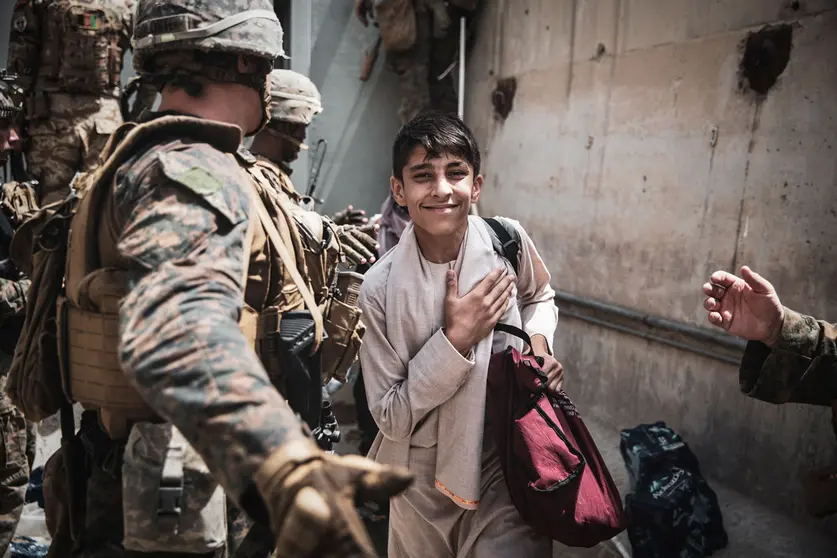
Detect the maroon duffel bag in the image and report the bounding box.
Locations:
[486,324,627,547]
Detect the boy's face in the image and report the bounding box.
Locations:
[391,146,482,237]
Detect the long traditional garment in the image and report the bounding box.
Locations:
[358,216,559,557]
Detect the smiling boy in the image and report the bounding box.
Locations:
[358,112,562,557]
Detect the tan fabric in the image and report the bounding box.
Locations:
[387,446,551,558]
[246,163,323,350]
[376,0,417,52]
[252,155,364,384]
[359,217,557,545]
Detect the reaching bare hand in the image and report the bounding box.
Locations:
[443,268,514,356]
[702,266,785,347]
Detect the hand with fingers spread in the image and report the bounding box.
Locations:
[337,224,380,267]
[702,265,785,347]
[333,205,369,226]
[444,267,515,356]
[256,438,413,558]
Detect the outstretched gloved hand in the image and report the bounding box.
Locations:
[332,205,369,226]
[255,438,413,558]
[337,223,380,267]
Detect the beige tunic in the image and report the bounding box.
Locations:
[358,218,558,557]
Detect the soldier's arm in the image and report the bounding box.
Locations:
[116,146,308,509]
[740,308,837,406]
[0,277,29,325]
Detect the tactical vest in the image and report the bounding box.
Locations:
[59,116,315,439]
[253,156,365,383]
[9,0,128,97]
[253,156,342,305]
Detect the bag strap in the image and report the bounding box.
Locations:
[156,426,186,532]
[494,323,532,351]
[482,217,520,274]
[244,168,324,351]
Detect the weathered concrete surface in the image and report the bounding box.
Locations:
[465,0,837,537]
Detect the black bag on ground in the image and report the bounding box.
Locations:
[620,421,728,558]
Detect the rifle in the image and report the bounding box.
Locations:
[304,138,328,208]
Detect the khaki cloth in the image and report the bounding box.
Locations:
[359,217,558,556]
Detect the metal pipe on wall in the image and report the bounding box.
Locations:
[553,289,746,364]
[554,290,746,350]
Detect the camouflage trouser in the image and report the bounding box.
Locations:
[0,407,28,558]
[26,94,121,205]
[387,0,459,124]
[43,414,224,558]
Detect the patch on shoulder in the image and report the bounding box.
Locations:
[173,166,224,196]
[155,145,248,226]
[157,148,232,197]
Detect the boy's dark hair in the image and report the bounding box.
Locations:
[391,111,481,181]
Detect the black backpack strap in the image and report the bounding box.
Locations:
[483,217,521,274]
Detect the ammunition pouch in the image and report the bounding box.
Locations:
[321,297,365,384]
[1,181,40,227]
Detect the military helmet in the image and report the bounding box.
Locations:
[132,0,285,76]
[268,70,323,126]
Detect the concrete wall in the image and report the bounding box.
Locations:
[307,0,404,218]
[465,0,837,533]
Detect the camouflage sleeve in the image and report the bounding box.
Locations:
[116,144,307,506]
[0,277,29,325]
[739,307,837,407]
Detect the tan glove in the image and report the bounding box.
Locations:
[255,438,413,558]
[337,224,380,267]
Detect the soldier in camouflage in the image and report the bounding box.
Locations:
[703,266,837,514]
[249,69,379,267]
[0,75,31,558]
[37,1,411,557]
[7,0,157,205]
[354,0,477,124]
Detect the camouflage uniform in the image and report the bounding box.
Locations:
[0,78,32,558]
[7,0,157,205]
[739,307,837,515]
[33,3,409,558]
[739,307,837,408]
[385,0,463,124]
